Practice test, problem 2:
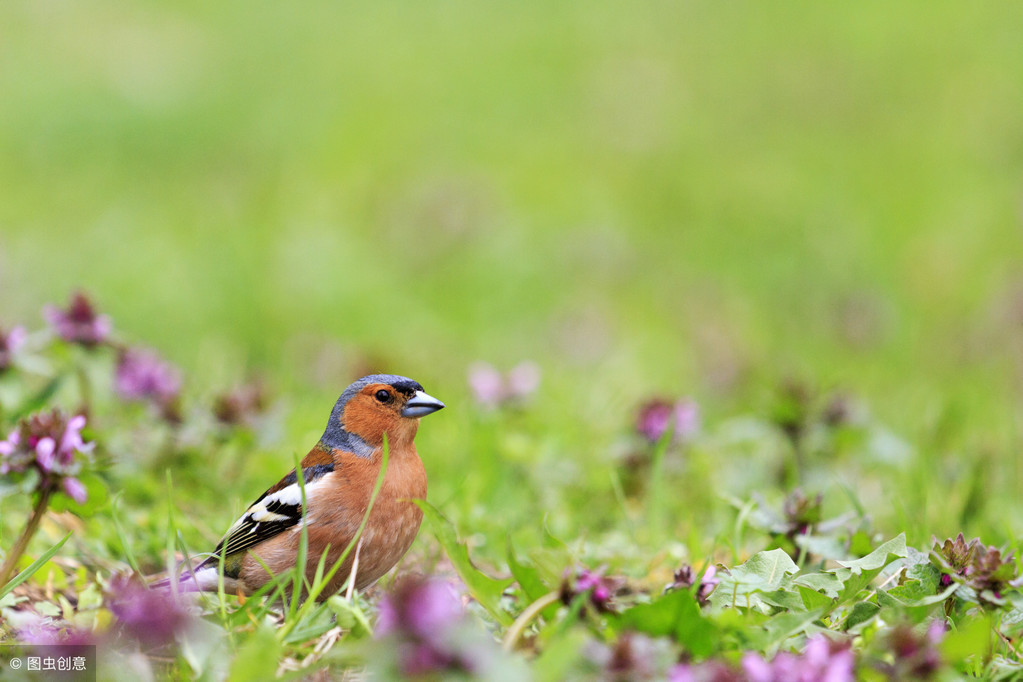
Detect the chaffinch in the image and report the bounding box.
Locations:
[164,374,444,597]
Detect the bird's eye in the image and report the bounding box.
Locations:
[375,389,392,403]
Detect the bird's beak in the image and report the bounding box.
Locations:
[402,391,446,418]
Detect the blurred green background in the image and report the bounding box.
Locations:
[2,2,1023,548]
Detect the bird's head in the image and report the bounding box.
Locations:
[322,374,445,455]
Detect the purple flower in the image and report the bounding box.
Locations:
[376,577,464,640]
[741,636,853,682]
[467,361,541,408]
[635,398,700,443]
[108,576,192,648]
[669,564,720,606]
[115,347,182,413]
[561,566,625,613]
[668,661,744,682]
[884,621,945,678]
[0,325,26,373]
[0,410,94,501]
[17,615,96,647]
[375,576,481,677]
[44,292,112,347]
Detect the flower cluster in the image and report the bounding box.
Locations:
[932,533,1022,606]
[115,348,182,419]
[0,325,27,373]
[667,564,719,606]
[375,576,479,677]
[44,292,112,348]
[635,398,699,444]
[561,566,626,613]
[467,361,541,409]
[671,636,853,682]
[0,409,94,503]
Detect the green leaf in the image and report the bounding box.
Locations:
[617,589,716,658]
[534,628,590,682]
[11,376,64,422]
[941,615,992,664]
[0,532,72,599]
[711,549,799,610]
[416,500,513,626]
[797,584,834,612]
[835,533,907,574]
[227,623,281,682]
[842,601,880,631]
[793,573,843,598]
[327,596,372,638]
[507,537,549,602]
[756,610,824,651]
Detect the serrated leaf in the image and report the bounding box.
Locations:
[711,549,799,611]
[835,534,907,574]
[793,573,843,598]
[417,501,513,626]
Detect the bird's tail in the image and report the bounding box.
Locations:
[148,558,234,593]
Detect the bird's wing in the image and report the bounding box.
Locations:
[197,462,336,571]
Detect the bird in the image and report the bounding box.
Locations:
[159,374,444,598]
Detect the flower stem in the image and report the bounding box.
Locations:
[0,486,54,588]
[502,591,561,652]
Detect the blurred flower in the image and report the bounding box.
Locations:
[668,564,719,606]
[213,380,267,426]
[115,347,182,420]
[669,660,745,682]
[107,576,193,648]
[375,576,482,677]
[17,615,96,647]
[44,291,112,347]
[741,635,853,682]
[0,409,93,501]
[585,632,675,681]
[467,361,541,408]
[782,489,823,538]
[376,576,464,641]
[561,566,625,613]
[0,325,27,373]
[882,621,945,679]
[635,398,700,443]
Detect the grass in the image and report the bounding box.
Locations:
[2,1,1023,679]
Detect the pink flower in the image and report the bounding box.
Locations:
[669,564,719,606]
[635,398,700,443]
[741,636,853,682]
[44,292,112,347]
[0,410,94,502]
[115,348,182,406]
[0,325,26,373]
[561,566,625,613]
[108,576,192,648]
[375,576,484,677]
[467,361,541,408]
